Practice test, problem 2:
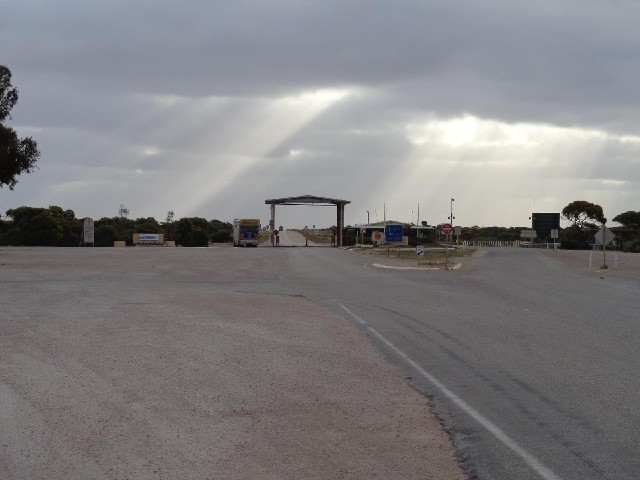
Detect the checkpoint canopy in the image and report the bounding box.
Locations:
[265,195,351,246]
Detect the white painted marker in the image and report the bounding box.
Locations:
[338,302,564,480]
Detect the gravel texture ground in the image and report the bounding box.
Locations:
[0,247,466,480]
[541,248,640,284]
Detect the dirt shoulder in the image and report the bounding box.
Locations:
[541,249,640,285]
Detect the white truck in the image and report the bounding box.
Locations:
[233,219,260,247]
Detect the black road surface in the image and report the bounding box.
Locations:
[246,246,639,480]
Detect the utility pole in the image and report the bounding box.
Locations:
[449,198,455,226]
[602,221,608,269]
[449,197,455,254]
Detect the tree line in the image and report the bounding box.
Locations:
[560,200,640,252]
[457,201,639,252]
[0,205,233,247]
[2,201,639,250]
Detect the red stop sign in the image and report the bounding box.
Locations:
[441,223,453,235]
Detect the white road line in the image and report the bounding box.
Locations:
[338,302,564,480]
[339,303,367,325]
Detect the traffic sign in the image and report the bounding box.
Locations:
[385,224,403,242]
[594,226,615,246]
[441,223,452,235]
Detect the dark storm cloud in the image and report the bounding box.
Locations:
[3,0,639,137]
[6,1,639,110]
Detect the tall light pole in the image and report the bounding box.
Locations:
[449,198,455,255]
[449,198,455,225]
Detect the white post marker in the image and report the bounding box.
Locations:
[594,225,615,269]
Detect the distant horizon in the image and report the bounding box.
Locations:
[3,203,625,231]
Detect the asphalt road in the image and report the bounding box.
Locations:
[258,246,639,480]
[275,230,324,247]
[2,245,638,479]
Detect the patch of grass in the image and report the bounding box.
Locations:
[369,247,475,261]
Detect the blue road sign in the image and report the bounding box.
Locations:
[385,224,403,242]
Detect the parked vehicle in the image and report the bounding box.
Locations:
[233,219,260,247]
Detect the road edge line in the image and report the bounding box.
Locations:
[337,302,564,480]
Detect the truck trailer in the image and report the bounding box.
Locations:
[233,219,261,247]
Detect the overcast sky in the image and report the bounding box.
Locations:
[2,0,639,228]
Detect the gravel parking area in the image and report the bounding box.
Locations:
[541,248,640,285]
[0,247,466,480]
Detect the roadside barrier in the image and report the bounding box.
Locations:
[461,240,521,247]
[460,240,562,249]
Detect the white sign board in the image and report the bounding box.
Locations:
[520,230,537,239]
[550,229,559,239]
[83,218,95,244]
[416,245,425,256]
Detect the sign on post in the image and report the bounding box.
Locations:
[441,223,452,235]
[594,226,615,246]
[385,224,403,243]
[416,245,425,256]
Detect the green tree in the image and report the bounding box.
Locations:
[175,217,209,247]
[163,211,175,240]
[612,211,640,230]
[95,224,117,247]
[114,204,134,243]
[0,216,10,245]
[29,212,64,245]
[0,66,40,190]
[4,206,71,245]
[209,219,232,243]
[175,218,194,246]
[133,217,161,233]
[623,239,640,253]
[562,200,606,230]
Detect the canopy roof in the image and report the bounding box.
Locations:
[265,195,350,206]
